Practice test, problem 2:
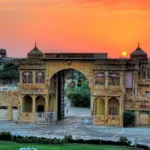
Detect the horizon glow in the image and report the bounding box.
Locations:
[0,0,150,58]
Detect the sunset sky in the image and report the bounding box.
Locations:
[0,0,150,58]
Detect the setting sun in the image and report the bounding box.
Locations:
[122,51,127,56]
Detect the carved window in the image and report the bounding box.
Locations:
[138,70,140,79]
[108,72,120,85]
[36,71,45,84]
[148,68,150,79]
[109,107,117,115]
[95,72,105,85]
[22,71,32,83]
[126,72,132,88]
[142,66,146,79]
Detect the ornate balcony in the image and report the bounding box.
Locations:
[138,80,150,86]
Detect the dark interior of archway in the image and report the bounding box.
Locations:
[55,69,90,121]
[37,105,44,112]
[57,70,65,120]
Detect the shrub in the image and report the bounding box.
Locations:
[64,135,72,143]
[136,144,149,149]
[123,111,135,127]
[66,80,90,108]
[0,132,12,141]
[119,136,131,146]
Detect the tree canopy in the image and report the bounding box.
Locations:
[65,76,90,108]
[0,63,19,85]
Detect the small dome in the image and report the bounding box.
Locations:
[28,43,43,58]
[130,43,147,58]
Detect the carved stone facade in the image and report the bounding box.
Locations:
[0,43,150,127]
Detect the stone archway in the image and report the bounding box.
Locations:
[96,97,105,115]
[22,95,32,112]
[48,68,91,121]
[35,95,45,113]
[0,106,8,120]
[108,97,119,115]
[12,106,18,121]
[37,105,44,112]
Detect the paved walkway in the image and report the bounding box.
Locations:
[0,107,150,147]
[0,119,150,147]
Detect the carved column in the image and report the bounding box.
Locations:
[20,71,22,84]
[45,95,49,112]
[33,71,36,83]
[21,96,24,112]
[140,65,142,79]
[105,71,108,89]
[119,95,123,127]
[146,64,148,80]
[132,71,136,92]
[104,96,108,116]
[8,106,12,120]
[135,111,140,127]
[32,94,36,113]
[120,71,123,89]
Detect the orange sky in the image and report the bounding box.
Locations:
[0,0,150,58]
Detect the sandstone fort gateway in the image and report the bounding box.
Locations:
[0,43,150,127]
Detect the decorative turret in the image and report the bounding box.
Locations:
[130,43,147,59]
[28,43,43,58]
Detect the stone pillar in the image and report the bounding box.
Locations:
[119,96,123,127]
[33,71,36,83]
[146,65,148,80]
[140,65,142,79]
[94,98,97,115]
[32,95,36,113]
[135,111,140,127]
[104,96,108,116]
[8,106,12,120]
[105,71,108,89]
[20,71,22,84]
[45,95,49,112]
[120,71,123,89]
[21,96,24,112]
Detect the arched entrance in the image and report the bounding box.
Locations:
[22,95,32,112]
[12,106,18,121]
[0,106,8,120]
[35,95,45,113]
[49,68,91,121]
[108,97,119,115]
[37,105,44,112]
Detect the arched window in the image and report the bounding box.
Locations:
[142,66,146,79]
[36,71,45,83]
[22,71,32,83]
[109,107,117,115]
[95,72,105,85]
[148,68,150,79]
[108,72,120,85]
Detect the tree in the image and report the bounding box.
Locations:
[123,111,135,127]
[65,79,90,108]
[0,63,19,85]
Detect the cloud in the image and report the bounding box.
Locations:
[73,0,150,11]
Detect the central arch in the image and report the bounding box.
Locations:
[48,68,92,121]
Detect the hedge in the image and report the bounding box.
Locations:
[0,132,149,149]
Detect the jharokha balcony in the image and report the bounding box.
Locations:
[95,115,121,126]
[124,100,150,110]
[138,79,150,86]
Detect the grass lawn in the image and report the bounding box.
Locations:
[0,142,134,150]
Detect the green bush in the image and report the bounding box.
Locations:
[66,80,90,107]
[0,132,12,141]
[119,136,131,146]
[63,135,72,143]
[123,111,135,127]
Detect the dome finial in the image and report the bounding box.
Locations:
[35,42,37,48]
[138,42,140,48]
